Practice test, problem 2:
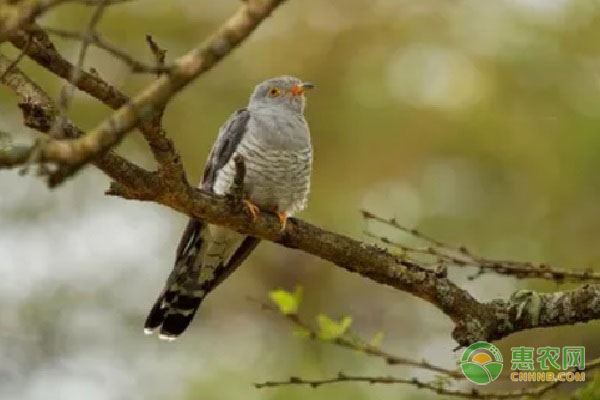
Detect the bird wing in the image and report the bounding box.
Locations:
[201,108,251,192]
[174,108,251,262]
[145,108,261,339]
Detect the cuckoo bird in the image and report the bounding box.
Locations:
[144,76,314,340]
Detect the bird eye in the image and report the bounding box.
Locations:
[268,87,281,98]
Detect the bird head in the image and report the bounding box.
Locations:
[248,76,314,114]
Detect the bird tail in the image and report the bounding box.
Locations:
[144,222,260,340]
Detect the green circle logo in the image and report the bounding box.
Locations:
[460,341,504,385]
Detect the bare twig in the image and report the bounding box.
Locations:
[145,34,166,77]
[362,210,600,282]
[254,372,560,399]
[0,37,30,83]
[55,0,110,122]
[41,0,110,181]
[37,26,172,74]
[255,358,600,398]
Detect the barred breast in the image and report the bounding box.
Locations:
[213,110,312,216]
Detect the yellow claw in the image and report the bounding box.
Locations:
[277,212,287,232]
[243,199,260,223]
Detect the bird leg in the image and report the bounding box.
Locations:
[229,155,257,222]
[243,199,260,223]
[277,211,288,232]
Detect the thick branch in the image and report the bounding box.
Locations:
[103,174,600,346]
[490,285,600,340]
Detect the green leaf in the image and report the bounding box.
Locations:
[369,332,385,348]
[317,314,352,340]
[269,286,303,315]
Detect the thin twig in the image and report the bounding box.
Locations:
[38,26,172,74]
[254,372,558,399]
[256,357,600,398]
[61,0,109,109]
[0,37,30,83]
[50,0,110,140]
[145,34,166,77]
[362,210,600,282]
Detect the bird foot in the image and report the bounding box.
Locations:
[277,212,287,232]
[243,199,260,223]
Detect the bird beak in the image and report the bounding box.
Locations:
[290,82,315,96]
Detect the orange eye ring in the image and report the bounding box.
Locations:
[268,87,281,98]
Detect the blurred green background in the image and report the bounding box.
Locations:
[1,0,599,398]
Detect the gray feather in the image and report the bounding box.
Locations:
[202,108,250,191]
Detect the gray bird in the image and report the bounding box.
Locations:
[144,76,314,340]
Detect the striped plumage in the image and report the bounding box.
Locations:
[144,76,313,340]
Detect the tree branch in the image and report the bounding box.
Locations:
[363,211,600,282]
[254,366,597,399]
[255,297,600,399]
[0,53,155,190]
[9,27,185,184]
[37,26,172,74]
[13,0,287,185]
[100,166,600,346]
